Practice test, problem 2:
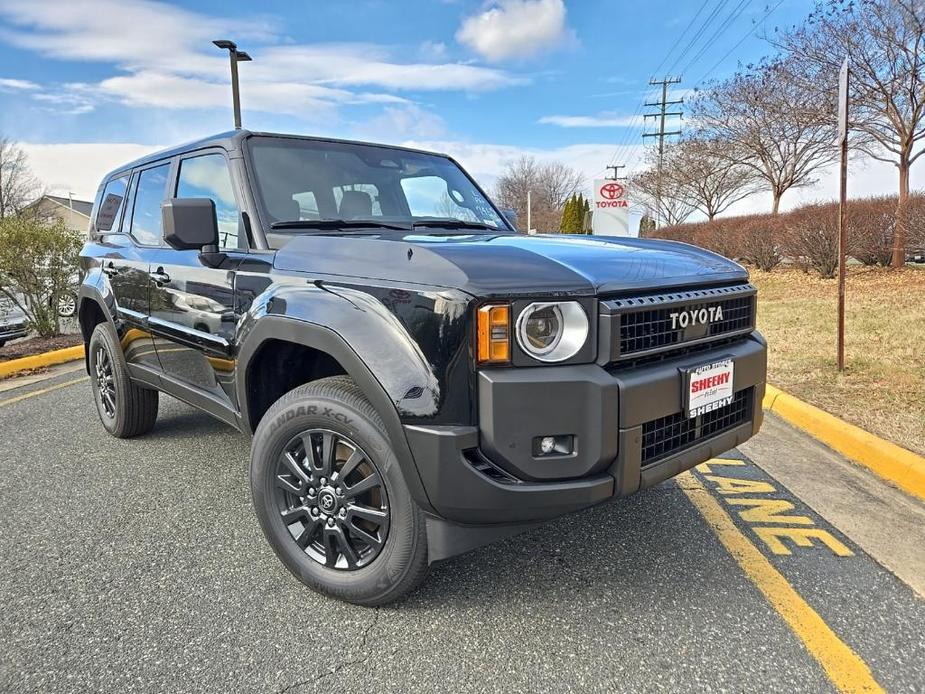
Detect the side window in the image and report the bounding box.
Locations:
[129,163,170,245]
[176,153,241,249]
[95,175,129,232]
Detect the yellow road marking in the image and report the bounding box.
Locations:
[696,458,745,473]
[725,498,814,525]
[753,527,854,557]
[0,377,88,407]
[679,470,884,694]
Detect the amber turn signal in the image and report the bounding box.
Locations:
[477,304,511,364]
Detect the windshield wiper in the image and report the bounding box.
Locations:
[270,219,412,231]
[412,218,498,231]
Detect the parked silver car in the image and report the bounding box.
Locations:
[0,296,29,348]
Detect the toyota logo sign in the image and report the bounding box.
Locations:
[600,182,624,200]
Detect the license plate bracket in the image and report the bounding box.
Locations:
[682,358,735,419]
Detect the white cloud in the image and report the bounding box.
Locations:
[418,40,449,61]
[254,44,521,92]
[21,142,161,199]
[456,0,572,62]
[358,105,448,141]
[0,0,523,124]
[0,77,39,91]
[539,113,638,128]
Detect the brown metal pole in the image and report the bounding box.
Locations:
[836,61,849,372]
[837,138,848,371]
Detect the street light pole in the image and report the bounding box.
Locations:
[213,40,252,129]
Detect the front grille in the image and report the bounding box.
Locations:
[604,284,756,363]
[641,388,752,466]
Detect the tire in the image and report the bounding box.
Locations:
[250,376,429,606]
[88,322,159,438]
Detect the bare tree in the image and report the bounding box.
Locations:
[688,59,838,214]
[663,137,763,220]
[0,137,42,220]
[630,163,696,227]
[494,156,584,232]
[774,0,925,267]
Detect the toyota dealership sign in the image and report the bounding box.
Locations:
[591,179,635,237]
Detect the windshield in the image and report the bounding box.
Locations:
[247,136,509,239]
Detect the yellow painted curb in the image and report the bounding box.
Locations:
[0,344,85,379]
[763,384,925,503]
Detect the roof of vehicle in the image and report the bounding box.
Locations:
[105,129,453,181]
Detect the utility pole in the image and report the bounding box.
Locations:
[642,76,683,227]
[213,40,252,129]
[605,164,626,181]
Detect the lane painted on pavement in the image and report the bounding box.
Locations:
[685,454,925,694]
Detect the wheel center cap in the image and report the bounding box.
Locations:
[318,489,338,513]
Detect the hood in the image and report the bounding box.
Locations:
[272,232,748,297]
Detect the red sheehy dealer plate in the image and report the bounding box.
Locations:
[682,358,735,418]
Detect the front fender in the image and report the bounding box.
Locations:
[235,307,439,513]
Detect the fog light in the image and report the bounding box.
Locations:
[532,434,575,457]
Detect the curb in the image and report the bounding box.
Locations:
[0,345,85,379]
[763,384,925,503]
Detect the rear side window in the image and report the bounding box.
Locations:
[129,164,170,245]
[95,175,129,232]
[175,153,241,249]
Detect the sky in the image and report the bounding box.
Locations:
[0,0,921,221]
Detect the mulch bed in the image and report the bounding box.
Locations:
[0,334,83,363]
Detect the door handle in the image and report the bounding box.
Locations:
[149,268,171,286]
[102,261,119,277]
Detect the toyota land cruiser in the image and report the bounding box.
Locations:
[77,130,767,605]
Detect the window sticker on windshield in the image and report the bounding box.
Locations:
[96,193,123,231]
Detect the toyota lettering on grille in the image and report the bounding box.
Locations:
[669,305,724,330]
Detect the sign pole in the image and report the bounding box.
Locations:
[836,58,850,372]
[527,190,532,232]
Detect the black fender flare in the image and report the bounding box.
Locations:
[235,315,436,514]
[77,282,117,373]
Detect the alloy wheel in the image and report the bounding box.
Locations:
[274,429,390,570]
[58,293,77,318]
[94,347,116,418]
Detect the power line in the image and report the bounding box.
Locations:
[597,0,716,176]
[665,0,733,76]
[692,0,786,88]
[679,0,755,77]
[650,0,712,78]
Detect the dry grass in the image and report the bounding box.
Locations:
[750,265,925,456]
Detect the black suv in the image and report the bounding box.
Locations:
[78,130,767,605]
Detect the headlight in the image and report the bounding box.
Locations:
[515,301,589,362]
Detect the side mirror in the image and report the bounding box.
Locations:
[501,207,518,228]
[161,198,219,251]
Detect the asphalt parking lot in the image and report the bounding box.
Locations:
[1,366,924,693]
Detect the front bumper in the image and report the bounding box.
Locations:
[406,332,766,530]
[0,321,29,342]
